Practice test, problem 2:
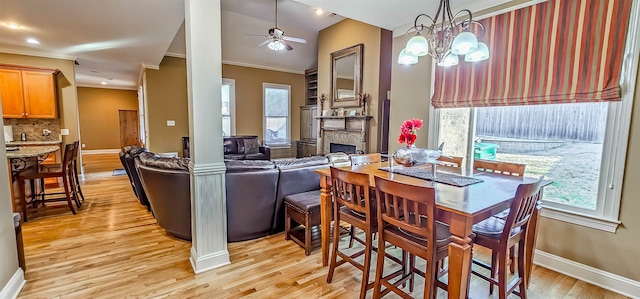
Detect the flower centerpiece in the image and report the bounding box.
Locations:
[397,118,423,147]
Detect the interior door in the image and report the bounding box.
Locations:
[119,110,140,149]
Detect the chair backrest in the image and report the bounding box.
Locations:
[437,155,463,167]
[71,141,80,162]
[350,153,381,166]
[501,177,544,243]
[474,159,526,177]
[62,143,75,168]
[374,175,437,251]
[330,167,372,216]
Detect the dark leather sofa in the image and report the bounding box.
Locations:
[120,147,150,210]
[182,136,270,160]
[136,152,192,240]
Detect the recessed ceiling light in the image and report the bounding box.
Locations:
[315,8,324,15]
[101,81,107,85]
[26,38,39,44]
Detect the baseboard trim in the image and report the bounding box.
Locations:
[189,247,230,274]
[534,250,640,298]
[81,149,120,154]
[0,268,26,299]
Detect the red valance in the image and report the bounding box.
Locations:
[431,0,632,108]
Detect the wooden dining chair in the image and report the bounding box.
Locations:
[473,159,526,177]
[18,143,77,221]
[471,177,544,299]
[437,155,463,167]
[327,167,403,299]
[71,141,85,204]
[350,153,382,166]
[372,176,451,299]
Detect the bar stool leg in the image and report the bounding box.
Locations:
[62,174,76,215]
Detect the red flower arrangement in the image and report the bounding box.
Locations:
[397,118,423,146]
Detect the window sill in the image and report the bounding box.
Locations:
[540,205,621,233]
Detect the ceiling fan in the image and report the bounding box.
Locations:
[246,0,307,51]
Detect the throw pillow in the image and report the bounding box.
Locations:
[244,139,260,155]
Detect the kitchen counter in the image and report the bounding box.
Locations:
[7,140,62,146]
[6,145,60,158]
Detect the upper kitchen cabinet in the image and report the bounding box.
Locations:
[0,66,59,119]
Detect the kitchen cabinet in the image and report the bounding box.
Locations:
[0,66,58,119]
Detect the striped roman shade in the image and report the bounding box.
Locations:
[431,0,632,108]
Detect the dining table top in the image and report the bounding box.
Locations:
[315,162,549,220]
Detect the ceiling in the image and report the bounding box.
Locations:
[0,0,184,90]
[0,0,524,90]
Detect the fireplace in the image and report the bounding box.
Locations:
[330,143,357,154]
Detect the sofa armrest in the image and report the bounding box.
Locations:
[260,146,271,160]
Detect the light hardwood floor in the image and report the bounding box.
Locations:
[16,154,629,298]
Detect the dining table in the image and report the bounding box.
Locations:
[315,161,549,299]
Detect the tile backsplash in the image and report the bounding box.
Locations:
[3,119,61,142]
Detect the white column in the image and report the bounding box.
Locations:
[185,0,230,274]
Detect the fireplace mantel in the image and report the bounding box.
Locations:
[317,116,373,154]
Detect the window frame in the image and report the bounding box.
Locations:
[427,1,640,233]
[262,82,291,148]
[222,78,236,137]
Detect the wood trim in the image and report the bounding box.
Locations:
[0,63,59,74]
[0,268,26,299]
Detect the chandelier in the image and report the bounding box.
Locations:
[398,0,489,67]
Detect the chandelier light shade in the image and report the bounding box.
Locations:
[406,33,429,56]
[398,48,419,65]
[465,42,490,62]
[437,53,459,67]
[399,0,488,67]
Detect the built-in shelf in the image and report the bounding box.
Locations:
[305,67,318,105]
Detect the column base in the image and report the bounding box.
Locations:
[190,247,230,274]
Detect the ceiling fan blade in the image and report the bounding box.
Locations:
[257,39,271,47]
[245,33,270,37]
[280,40,294,51]
[282,36,307,44]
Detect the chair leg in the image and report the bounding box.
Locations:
[348,226,356,248]
[497,250,508,299]
[68,170,81,208]
[409,253,415,292]
[18,178,28,222]
[358,229,373,299]
[284,210,291,241]
[423,256,436,299]
[62,174,77,215]
[489,250,498,295]
[372,231,386,299]
[304,213,312,256]
[73,165,85,202]
[518,240,528,299]
[326,208,341,283]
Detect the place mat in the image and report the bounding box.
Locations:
[379,166,483,187]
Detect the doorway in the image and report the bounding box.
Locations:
[119,110,140,149]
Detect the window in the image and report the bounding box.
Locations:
[222,79,236,136]
[263,83,290,146]
[431,100,629,232]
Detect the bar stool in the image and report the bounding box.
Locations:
[18,143,77,221]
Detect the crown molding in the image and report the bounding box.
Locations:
[222,59,305,74]
[165,51,186,59]
[76,82,138,91]
[0,47,76,61]
[141,62,160,70]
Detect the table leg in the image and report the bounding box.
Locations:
[525,204,541,287]
[320,176,332,267]
[447,214,474,299]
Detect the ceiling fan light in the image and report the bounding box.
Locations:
[465,42,490,62]
[268,40,285,51]
[398,48,418,65]
[451,31,478,55]
[405,33,429,56]
[437,54,459,67]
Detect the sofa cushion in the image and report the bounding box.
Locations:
[139,152,189,171]
[124,145,147,157]
[224,154,246,160]
[224,139,239,154]
[225,159,275,172]
[285,190,321,214]
[244,138,260,154]
[245,153,268,160]
[274,156,329,169]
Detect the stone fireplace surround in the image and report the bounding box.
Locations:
[318,116,372,155]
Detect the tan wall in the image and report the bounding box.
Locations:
[389,22,640,283]
[318,19,386,153]
[77,87,138,150]
[145,57,189,155]
[222,64,305,141]
[0,53,80,144]
[144,57,306,155]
